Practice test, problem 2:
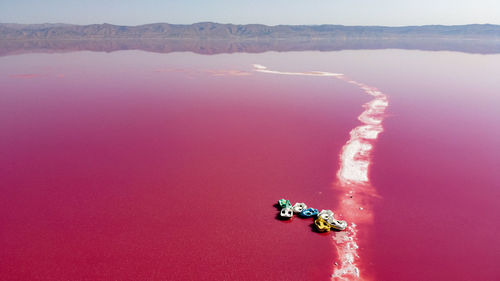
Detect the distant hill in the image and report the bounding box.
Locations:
[1,22,500,40]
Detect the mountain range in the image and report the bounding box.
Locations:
[1,22,500,40]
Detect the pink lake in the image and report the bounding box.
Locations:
[0,49,499,281]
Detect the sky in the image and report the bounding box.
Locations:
[0,0,499,26]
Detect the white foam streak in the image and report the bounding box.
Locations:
[253,64,343,77]
[333,78,388,281]
[253,64,389,281]
[338,139,372,183]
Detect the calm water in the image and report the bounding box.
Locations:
[0,49,499,281]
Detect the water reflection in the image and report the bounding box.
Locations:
[1,38,500,57]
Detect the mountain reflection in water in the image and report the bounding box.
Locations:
[1,38,500,57]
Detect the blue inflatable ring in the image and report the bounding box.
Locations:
[300,208,319,218]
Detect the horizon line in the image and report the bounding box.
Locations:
[2,22,499,28]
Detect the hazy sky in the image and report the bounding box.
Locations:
[1,0,499,26]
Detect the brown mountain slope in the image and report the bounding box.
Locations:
[1,22,500,40]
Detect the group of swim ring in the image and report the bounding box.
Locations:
[278,199,347,232]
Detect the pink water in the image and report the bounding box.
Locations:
[0,50,499,281]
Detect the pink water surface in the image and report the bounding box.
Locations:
[0,50,499,281]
